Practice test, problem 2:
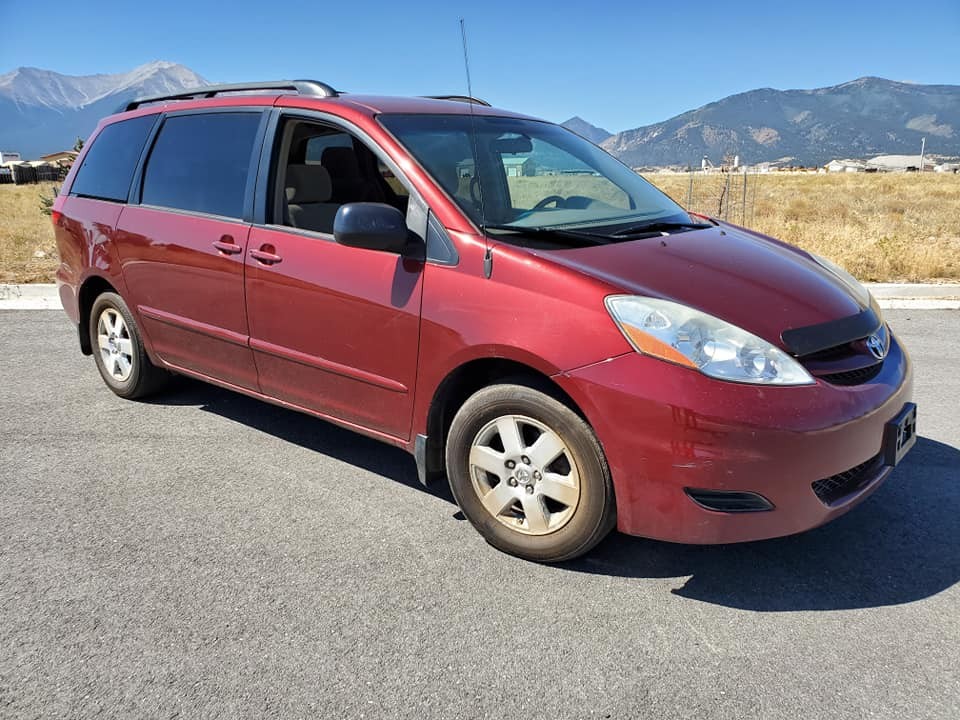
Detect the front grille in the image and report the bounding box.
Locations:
[811,452,885,505]
[684,489,774,513]
[821,361,883,386]
[803,342,857,362]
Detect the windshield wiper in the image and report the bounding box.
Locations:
[609,221,713,238]
[484,224,612,246]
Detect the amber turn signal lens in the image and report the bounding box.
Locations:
[620,324,697,368]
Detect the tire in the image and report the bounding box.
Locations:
[89,292,169,399]
[446,383,616,562]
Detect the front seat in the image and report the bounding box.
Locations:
[321,146,384,203]
[285,164,340,234]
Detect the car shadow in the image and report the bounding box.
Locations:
[564,435,959,611]
[149,376,453,503]
[150,378,958,611]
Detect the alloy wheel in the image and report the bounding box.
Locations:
[96,307,134,382]
[468,414,581,535]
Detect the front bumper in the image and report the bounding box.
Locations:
[555,334,913,544]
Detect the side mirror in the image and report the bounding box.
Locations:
[333,203,409,253]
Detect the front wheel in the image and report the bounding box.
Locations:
[89,292,169,399]
[446,383,616,562]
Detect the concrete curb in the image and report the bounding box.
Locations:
[866,283,960,309]
[0,284,63,310]
[867,283,960,298]
[2,282,959,311]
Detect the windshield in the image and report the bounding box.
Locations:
[379,114,692,236]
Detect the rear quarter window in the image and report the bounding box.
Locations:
[141,112,262,219]
[70,115,157,202]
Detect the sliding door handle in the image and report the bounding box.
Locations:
[213,236,243,255]
[249,244,283,265]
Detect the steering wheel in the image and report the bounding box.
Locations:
[532,195,566,210]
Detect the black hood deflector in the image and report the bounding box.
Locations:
[781,299,882,357]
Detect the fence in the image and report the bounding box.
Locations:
[0,164,67,185]
[676,169,759,227]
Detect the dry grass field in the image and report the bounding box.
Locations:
[646,172,960,282]
[0,183,59,284]
[2,174,959,283]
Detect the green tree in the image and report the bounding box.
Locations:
[73,136,84,152]
[39,185,60,217]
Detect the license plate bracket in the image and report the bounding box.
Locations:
[883,402,917,467]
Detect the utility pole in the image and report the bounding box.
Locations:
[741,168,748,225]
[919,137,926,172]
[722,172,731,220]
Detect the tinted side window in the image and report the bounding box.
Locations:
[304,133,352,163]
[276,120,410,233]
[70,115,156,202]
[379,159,409,198]
[142,113,261,219]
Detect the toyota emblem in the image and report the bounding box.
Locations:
[866,333,885,360]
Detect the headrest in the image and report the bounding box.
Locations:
[433,162,460,195]
[285,164,332,204]
[321,146,362,180]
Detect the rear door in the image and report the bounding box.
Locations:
[244,114,427,439]
[116,110,267,390]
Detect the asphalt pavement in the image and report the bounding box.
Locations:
[1,309,958,719]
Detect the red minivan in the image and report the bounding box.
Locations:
[53,80,916,561]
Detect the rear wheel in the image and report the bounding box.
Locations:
[446,383,615,562]
[89,292,169,399]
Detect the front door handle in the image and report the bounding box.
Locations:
[249,244,283,265]
[213,235,243,255]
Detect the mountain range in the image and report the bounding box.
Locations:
[2,63,958,168]
[0,62,206,158]
[559,116,613,145]
[589,77,960,167]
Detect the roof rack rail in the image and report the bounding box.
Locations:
[423,95,491,107]
[119,80,339,113]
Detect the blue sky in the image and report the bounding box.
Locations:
[1,0,958,131]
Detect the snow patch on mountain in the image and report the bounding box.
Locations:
[0,61,206,111]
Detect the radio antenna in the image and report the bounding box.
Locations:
[460,18,492,278]
[459,18,475,105]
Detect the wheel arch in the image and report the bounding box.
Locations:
[77,275,119,355]
[418,357,587,485]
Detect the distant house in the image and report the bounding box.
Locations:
[502,157,536,177]
[0,151,22,164]
[825,159,866,173]
[40,150,79,167]
[866,155,926,172]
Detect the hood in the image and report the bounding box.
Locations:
[529,223,867,352]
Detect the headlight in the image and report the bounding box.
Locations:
[605,296,814,385]
[809,253,872,309]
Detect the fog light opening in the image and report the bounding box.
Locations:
[684,488,775,513]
